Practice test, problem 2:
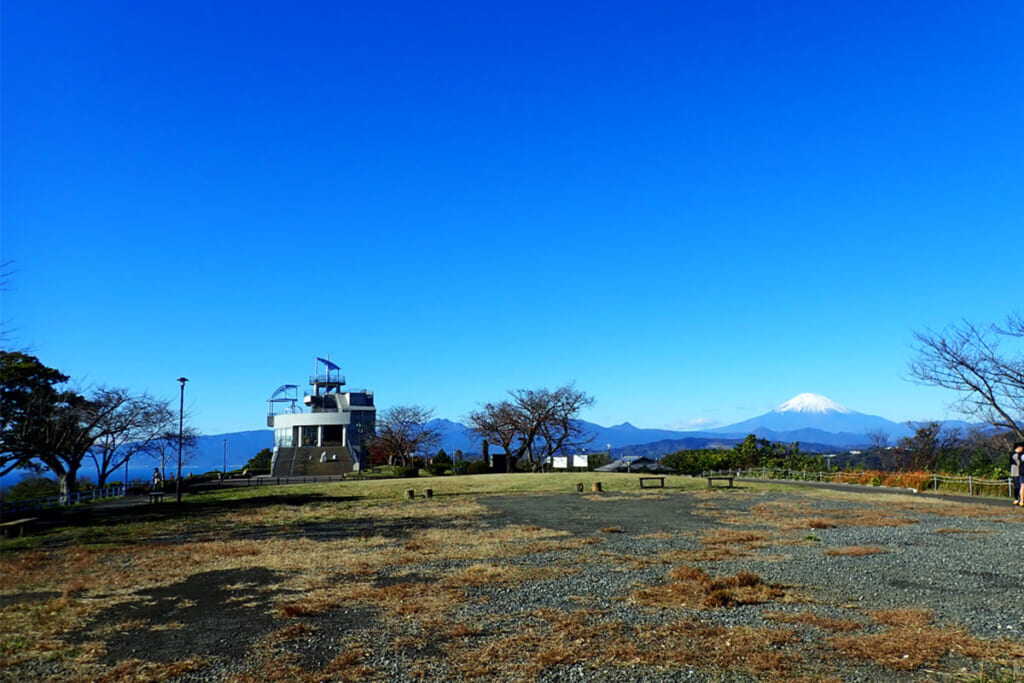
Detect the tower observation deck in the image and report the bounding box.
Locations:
[266,357,375,477]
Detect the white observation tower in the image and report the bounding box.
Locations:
[267,357,375,476]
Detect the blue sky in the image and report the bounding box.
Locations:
[3,1,1022,435]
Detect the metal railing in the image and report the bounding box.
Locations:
[701,468,1017,498]
[186,474,370,491]
[1,485,127,515]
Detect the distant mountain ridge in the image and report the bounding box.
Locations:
[3,393,973,489]
[709,393,913,442]
[185,393,972,470]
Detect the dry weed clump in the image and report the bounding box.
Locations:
[640,619,800,675]
[88,655,209,683]
[871,608,934,627]
[601,551,668,570]
[828,608,1024,672]
[750,500,916,530]
[276,578,469,622]
[259,622,317,647]
[440,562,568,588]
[764,610,861,632]
[320,644,378,683]
[822,545,889,557]
[680,527,783,562]
[631,565,783,609]
[397,524,585,565]
[444,608,627,680]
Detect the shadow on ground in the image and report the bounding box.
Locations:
[29,493,356,534]
[70,566,374,670]
[477,491,737,536]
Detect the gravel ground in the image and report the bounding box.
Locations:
[478,490,1024,639]
[4,486,1023,682]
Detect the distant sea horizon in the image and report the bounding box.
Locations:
[0,461,231,493]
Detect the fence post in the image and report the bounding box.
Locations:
[968,475,973,495]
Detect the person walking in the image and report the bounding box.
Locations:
[153,467,163,490]
[1012,442,1024,506]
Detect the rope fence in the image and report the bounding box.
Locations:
[701,467,1017,499]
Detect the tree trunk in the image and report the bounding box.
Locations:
[59,463,79,505]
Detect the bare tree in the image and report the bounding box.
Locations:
[87,388,177,487]
[468,384,594,472]
[909,314,1024,437]
[32,390,116,503]
[866,429,892,469]
[145,426,201,483]
[366,405,441,467]
[465,400,520,467]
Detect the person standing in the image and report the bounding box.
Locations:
[1011,442,1023,506]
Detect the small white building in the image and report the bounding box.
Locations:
[267,358,375,476]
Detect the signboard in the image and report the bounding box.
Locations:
[573,454,589,468]
[552,456,568,469]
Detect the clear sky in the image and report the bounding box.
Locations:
[3,1,1022,435]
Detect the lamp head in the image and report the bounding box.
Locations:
[177,377,189,387]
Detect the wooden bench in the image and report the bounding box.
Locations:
[148,491,166,504]
[706,476,735,489]
[0,517,39,538]
[639,476,665,489]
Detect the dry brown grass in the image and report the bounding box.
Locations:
[84,656,210,683]
[750,500,917,530]
[677,527,794,562]
[828,608,1024,672]
[444,608,802,680]
[631,565,784,609]
[871,607,934,627]
[764,610,862,632]
[4,481,1022,682]
[637,619,800,675]
[320,644,378,683]
[635,531,677,540]
[440,562,569,587]
[832,470,932,491]
[822,545,889,557]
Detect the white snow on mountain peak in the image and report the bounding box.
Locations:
[775,393,852,415]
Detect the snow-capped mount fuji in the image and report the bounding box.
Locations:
[711,393,908,441]
[775,393,852,414]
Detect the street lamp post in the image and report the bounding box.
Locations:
[223,438,227,477]
[176,377,188,503]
